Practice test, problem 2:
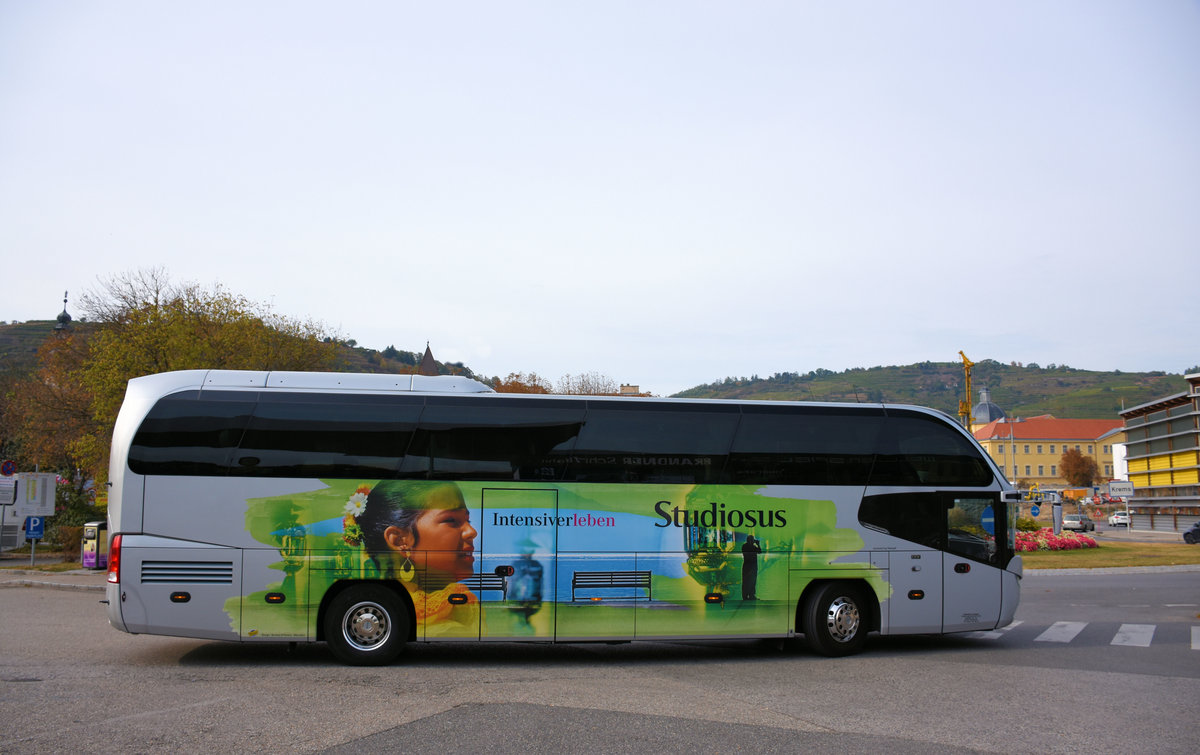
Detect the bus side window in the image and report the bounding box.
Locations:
[727,406,882,486]
[235,394,420,478]
[871,412,993,487]
[129,391,255,476]
[405,397,584,481]
[858,492,945,549]
[946,496,1000,565]
[567,403,739,484]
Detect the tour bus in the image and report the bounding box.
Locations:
[104,369,1021,665]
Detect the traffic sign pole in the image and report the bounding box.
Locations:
[26,516,44,566]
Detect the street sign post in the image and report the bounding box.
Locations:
[1108,481,1134,499]
[0,477,14,553]
[1,472,56,553]
[15,473,55,518]
[25,515,44,566]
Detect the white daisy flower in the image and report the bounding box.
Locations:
[344,492,367,517]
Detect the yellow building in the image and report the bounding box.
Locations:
[972,415,1123,492]
[1118,372,1200,531]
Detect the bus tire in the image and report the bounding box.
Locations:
[324,584,409,666]
[802,582,868,657]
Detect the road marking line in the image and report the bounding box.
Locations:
[1035,621,1087,643]
[1165,604,1198,608]
[965,620,1023,640]
[1111,624,1155,647]
[1192,626,1200,651]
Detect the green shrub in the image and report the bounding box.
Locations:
[55,525,83,562]
[46,482,106,552]
[1016,516,1041,532]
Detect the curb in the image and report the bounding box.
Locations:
[1024,564,1200,576]
[0,579,106,592]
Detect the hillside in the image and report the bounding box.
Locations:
[674,361,1190,419]
[0,320,475,381]
[4,321,1188,417]
[0,320,59,375]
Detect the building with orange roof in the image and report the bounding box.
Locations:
[972,414,1124,492]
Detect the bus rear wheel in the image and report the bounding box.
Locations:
[802,583,868,657]
[324,584,409,666]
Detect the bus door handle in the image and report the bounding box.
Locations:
[954,562,971,574]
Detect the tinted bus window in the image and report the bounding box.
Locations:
[858,492,946,548]
[129,391,255,476]
[870,410,993,487]
[233,393,422,478]
[728,405,883,485]
[402,397,585,480]
[565,403,740,483]
[859,492,1003,565]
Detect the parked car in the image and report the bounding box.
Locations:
[1062,514,1095,532]
[1108,511,1131,527]
[1184,521,1200,545]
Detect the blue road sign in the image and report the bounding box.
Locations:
[1031,504,1041,517]
[981,506,995,535]
[26,516,44,540]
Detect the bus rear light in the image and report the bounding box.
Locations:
[107,534,122,584]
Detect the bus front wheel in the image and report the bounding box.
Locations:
[802,583,868,657]
[324,584,409,666]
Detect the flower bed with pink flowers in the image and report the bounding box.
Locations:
[1015,528,1098,552]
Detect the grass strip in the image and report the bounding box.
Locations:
[1022,541,1200,569]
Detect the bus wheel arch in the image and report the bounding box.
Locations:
[319,581,415,666]
[797,579,877,657]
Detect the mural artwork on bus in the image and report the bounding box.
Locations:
[232,480,887,641]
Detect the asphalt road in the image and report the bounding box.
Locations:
[1,566,1196,754]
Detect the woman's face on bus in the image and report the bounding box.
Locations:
[411,486,476,582]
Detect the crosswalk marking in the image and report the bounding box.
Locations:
[963,622,1200,649]
[1035,621,1087,643]
[1111,624,1155,647]
[965,620,1022,640]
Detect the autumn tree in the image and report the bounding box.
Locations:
[7,268,340,479]
[492,372,552,394]
[1,329,95,472]
[1059,447,1099,488]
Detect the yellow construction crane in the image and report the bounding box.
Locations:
[957,351,974,429]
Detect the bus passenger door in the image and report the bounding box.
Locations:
[942,496,1001,632]
[885,550,943,634]
[478,488,558,641]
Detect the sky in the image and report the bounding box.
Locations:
[2,2,1198,396]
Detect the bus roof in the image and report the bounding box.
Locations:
[128,369,495,396]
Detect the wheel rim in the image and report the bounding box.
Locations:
[825,595,861,643]
[342,600,392,651]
